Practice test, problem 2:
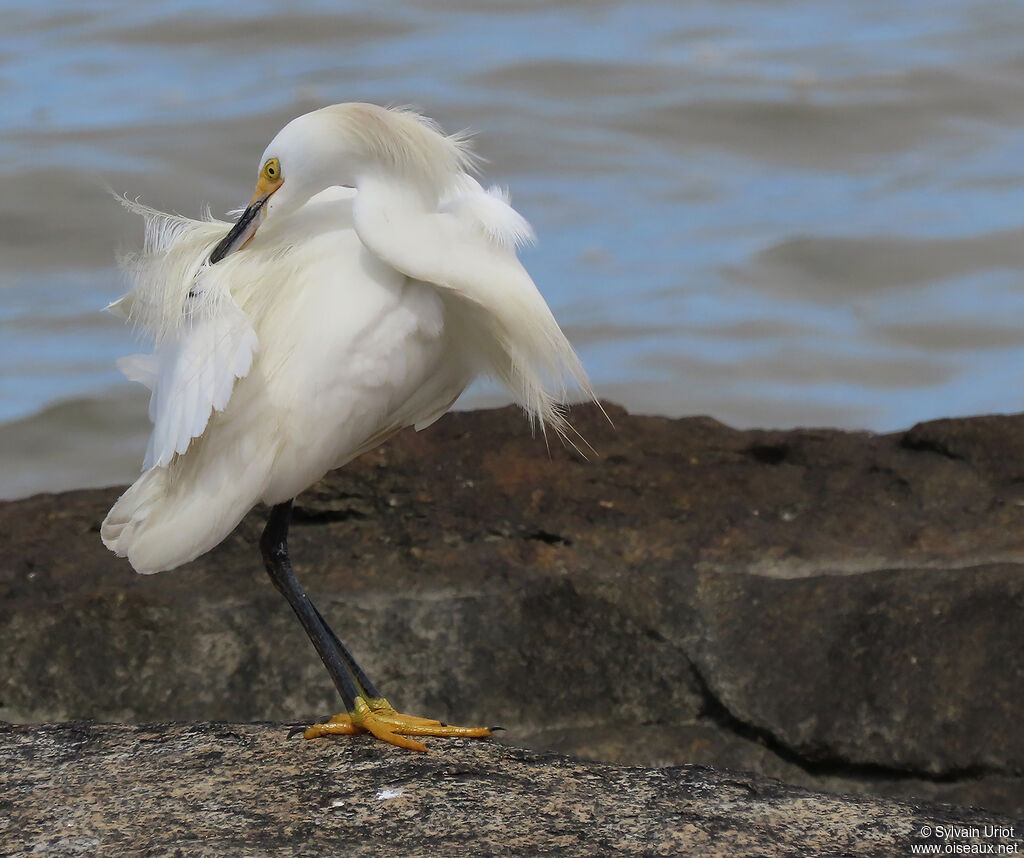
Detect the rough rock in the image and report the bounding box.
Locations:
[1,404,1023,815]
[3,722,1022,858]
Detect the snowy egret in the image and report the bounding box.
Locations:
[101,103,594,751]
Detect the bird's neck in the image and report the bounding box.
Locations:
[352,172,450,284]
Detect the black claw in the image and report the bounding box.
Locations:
[287,725,307,739]
[488,726,506,732]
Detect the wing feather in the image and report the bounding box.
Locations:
[134,301,258,469]
[354,177,596,441]
[110,199,260,471]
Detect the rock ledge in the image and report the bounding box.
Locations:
[3,722,1021,857]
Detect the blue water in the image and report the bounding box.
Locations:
[3,0,1024,497]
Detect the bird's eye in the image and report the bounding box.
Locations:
[262,158,281,181]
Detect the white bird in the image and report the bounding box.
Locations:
[101,103,595,750]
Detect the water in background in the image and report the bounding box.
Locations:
[3,0,1024,499]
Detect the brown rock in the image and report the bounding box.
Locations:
[1,404,1023,815]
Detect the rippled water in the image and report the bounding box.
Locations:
[3,0,1024,498]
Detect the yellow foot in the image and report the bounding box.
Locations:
[303,696,493,752]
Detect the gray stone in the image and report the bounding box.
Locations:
[2,722,1021,858]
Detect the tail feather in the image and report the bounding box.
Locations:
[102,456,262,574]
[102,468,171,572]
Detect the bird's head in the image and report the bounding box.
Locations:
[208,109,355,264]
[208,104,474,265]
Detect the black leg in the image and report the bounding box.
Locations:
[262,499,493,749]
[309,602,383,700]
[259,499,381,709]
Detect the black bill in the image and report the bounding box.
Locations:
[209,195,268,265]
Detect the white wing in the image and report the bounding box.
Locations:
[109,199,260,470]
[118,296,258,469]
[354,175,595,440]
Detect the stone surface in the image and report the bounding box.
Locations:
[2,404,1024,814]
[3,722,1022,858]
